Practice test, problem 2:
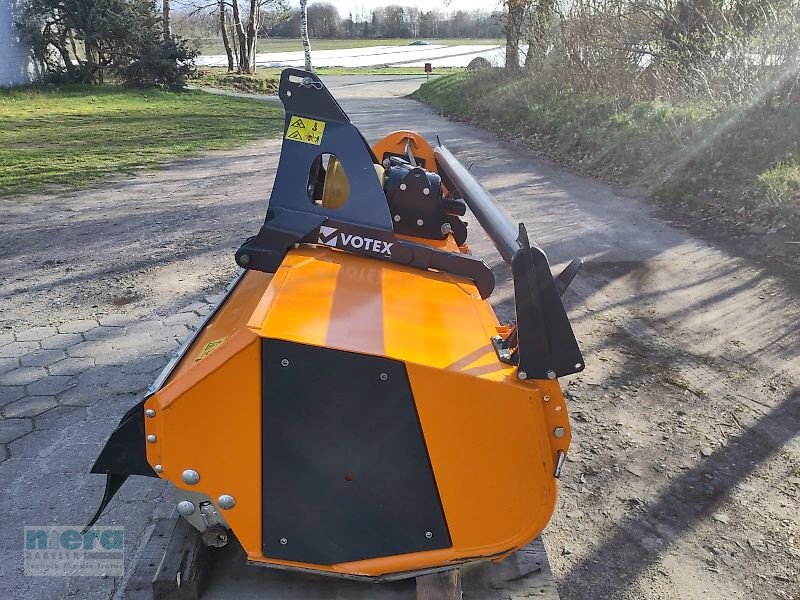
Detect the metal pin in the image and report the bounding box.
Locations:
[177,501,196,516]
[146,434,157,443]
[554,450,566,478]
[145,409,156,418]
[218,495,236,510]
[182,469,200,485]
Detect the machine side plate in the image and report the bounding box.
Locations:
[261,338,451,565]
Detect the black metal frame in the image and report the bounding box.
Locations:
[235,69,495,299]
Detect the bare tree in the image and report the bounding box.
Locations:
[218,0,235,71]
[163,0,172,41]
[300,0,312,71]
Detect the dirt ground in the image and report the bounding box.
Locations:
[1,75,798,599]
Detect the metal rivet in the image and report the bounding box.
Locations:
[518,371,528,380]
[145,409,156,418]
[154,464,163,473]
[547,370,557,380]
[177,500,196,516]
[280,358,289,367]
[393,214,401,222]
[399,183,407,191]
[218,495,236,510]
[425,531,433,539]
[182,469,200,485]
[280,537,288,545]
[239,254,250,265]
[554,427,566,438]
[146,434,157,443]
[416,219,424,226]
[423,187,430,195]
[380,373,388,381]
[543,395,551,402]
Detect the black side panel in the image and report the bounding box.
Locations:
[261,339,451,565]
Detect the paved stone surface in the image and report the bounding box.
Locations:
[0,295,207,599]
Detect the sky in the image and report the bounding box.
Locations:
[294,0,504,18]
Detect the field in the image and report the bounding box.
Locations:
[191,37,503,55]
[0,85,283,197]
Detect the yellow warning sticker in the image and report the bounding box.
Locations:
[195,337,226,362]
[285,115,326,145]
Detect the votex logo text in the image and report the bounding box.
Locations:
[317,226,393,256]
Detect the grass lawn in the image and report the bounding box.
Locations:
[192,37,502,55]
[0,85,284,197]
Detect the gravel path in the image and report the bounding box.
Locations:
[0,75,797,599]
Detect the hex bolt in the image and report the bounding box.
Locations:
[280,538,288,545]
[393,214,401,222]
[177,501,196,516]
[416,219,424,226]
[280,358,289,367]
[440,223,452,235]
[423,188,430,196]
[380,372,388,381]
[518,371,528,380]
[146,434,157,443]
[218,495,236,510]
[547,370,557,380]
[182,469,200,485]
[145,409,156,418]
[400,183,407,191]
[554,427,566,438]
[425,531,433,539]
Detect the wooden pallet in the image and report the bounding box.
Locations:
[124,518,559,600]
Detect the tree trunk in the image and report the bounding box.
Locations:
[219,0,234,72]
[300,0,313,71]
[504,0,526,70]
[162,0,171,41]
[230,0,250,73]
[247,0,258,73]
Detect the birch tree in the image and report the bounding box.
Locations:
[300,0,313,71]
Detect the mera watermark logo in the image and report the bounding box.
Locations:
[317,226,392,256]
[24,526,124,577]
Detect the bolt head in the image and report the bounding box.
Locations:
[280,537,288,545]
[380,372,388,381]
[280,358,289,367]
[177,500,196,516]
[146,434,157,443]
[518,371,527,380]
[416,218,424,226]
[145,409,156,418]
[547,370,557,380]
[423,187,430,195]
[399,183,407,191]
[393,214,401,222]
[182,469,200,485]
[218,494,236,510]
[239,254,250,266]
[440,222,452,235]
[154,464,163,473]
[554,427,566,438]
[425,531,433,539]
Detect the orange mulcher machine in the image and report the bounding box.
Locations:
[87,69,585,581]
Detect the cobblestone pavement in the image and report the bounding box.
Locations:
[0,297,223,599]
